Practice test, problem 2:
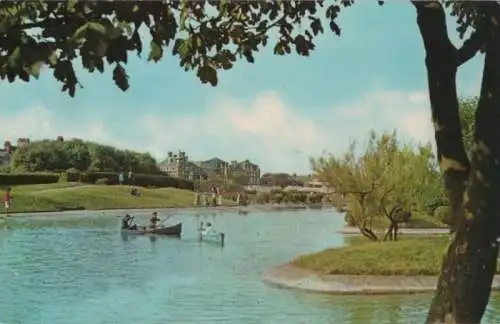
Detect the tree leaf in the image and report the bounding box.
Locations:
[148,40,163,62]
[113,63,129,91]
[8,47,21,68]
[27,61,43,79]
[70,23,89,42]
[132,29,143,56]
[87,22,107,35]
[197,65,218,86]
[48,51,58,65]
[95,39,109,57]
[330,21,341,36]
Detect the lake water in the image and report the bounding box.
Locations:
[0,209,499,324]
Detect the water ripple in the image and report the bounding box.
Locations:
[0,211,499,324]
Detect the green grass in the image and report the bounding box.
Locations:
[369,212,448,229]
[2,182,222,214]
[293,236,500,276]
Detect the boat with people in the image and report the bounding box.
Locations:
[122,223,182,236]
[120,212,182,237]
[197,214,225,245]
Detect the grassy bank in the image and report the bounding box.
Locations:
[293,236,500,276]
[372,213,448,229]
[352,212,448,230]
[2,183,203,214]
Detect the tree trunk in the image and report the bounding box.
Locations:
[384,222,394,241]
[414,2,500,323]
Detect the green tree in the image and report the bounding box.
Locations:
[10,138,159,174]
[2,1,499,322]
[459,96,477,159]
[62,139,92,171]
[312,130,442,241]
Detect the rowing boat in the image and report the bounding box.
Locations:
[200,230,225,245]
[198,226,226,245]
[122,223,182,237]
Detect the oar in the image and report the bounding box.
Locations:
[159,214,173,226]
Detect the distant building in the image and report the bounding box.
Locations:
[158,151,206,181]
[194,157,229,178]
[228,159,261,185]
[0,138,31,166]
[158,151,262,185]
[0,150,9,166]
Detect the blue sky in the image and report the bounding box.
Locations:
[0,2,483,174]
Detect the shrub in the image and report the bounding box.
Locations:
[270,192,284,204]
[58,172,68,183]
[344,211,356,226]
[0,172,59,185]
[66,168,81,182]
[256,192,270,204]
[434,205,452,225]
[283,190,308,203]
[80,172,194,190]
[95,178,109,185]
[307,192,326,204]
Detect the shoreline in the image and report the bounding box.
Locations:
[338,227,450,236]
[262,263,500,295]
[1,204,335,218]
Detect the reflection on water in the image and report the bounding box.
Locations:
[0,209,499,324]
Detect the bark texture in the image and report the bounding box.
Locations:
[413,2,500,323]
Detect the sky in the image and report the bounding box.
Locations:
[0,2,484,174]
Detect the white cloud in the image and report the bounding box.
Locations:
[0,106,129,149]
[0,90,437,174]
[333,90,434,148]
[141,91,329,173]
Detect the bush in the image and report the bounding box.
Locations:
[283,190,308,203]
[58,172,68,183]
[66,168,81,182]
[80,172,194,190]
[307,192,326,204]
[256,192,270,204]
[270,192,284,204]
[0,172,59,185]
[344,211,356,226]
[95,177,109,185]
[434,205,452,225]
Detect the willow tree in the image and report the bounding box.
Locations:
[1,1,499,322]
[311,130,441,241]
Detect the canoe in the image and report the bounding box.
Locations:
[122,223,182,237]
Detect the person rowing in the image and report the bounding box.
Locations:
[149,211,161,229]
[121,214,137,230]
[202,222,213,236]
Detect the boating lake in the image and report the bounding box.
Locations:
[1,208,500,324]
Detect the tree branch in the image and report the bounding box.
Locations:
[455,23,488,67]
[454,2,500,68]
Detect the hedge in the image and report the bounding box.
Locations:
[254,189,327,204]
[78,171,194,190]
[0,171,195,190]
[0,173,60,185]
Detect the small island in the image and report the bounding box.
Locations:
[263,235,500,294]
[264,119,500,294]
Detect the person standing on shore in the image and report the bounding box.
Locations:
[4,187,12,216]
[118,170,125,185]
